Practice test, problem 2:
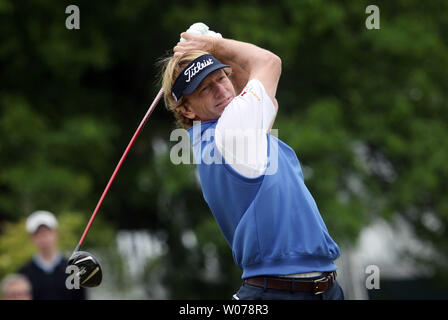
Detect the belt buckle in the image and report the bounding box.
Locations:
[313,276,328,295]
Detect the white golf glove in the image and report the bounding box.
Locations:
[180,22,222,42]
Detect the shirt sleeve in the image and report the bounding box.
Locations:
[217,79,276,132]
[215,79,277,178]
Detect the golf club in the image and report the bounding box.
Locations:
[67,88,164,288]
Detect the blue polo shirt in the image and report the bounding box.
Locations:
[188,121,340,279]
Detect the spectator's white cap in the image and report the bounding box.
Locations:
[26,210,58,234]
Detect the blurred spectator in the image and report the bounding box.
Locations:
[18,210,86,300]
[1,274,32,300]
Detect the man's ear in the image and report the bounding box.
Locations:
[179,104,197,120]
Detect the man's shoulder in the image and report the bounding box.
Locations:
[18,258,37,275]
[55,256,69,270]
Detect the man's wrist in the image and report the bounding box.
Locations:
[211,37,217,56]
[211,36,225,57]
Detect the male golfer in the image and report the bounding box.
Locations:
[161,32,344,300]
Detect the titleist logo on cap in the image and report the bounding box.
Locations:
[170,54,230,102]
[184,58,214,83]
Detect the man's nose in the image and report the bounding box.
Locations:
[214,83,227,97]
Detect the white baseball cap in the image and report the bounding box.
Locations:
[26,210,58,234]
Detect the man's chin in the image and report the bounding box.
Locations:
[218,99,233,114]
[216,106,227,117]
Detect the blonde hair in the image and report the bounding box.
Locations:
[159,50,231,129]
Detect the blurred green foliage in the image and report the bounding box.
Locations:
[0,0,447,298]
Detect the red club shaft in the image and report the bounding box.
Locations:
[76,88,164,249]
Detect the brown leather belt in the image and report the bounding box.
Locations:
[244,271,337,295]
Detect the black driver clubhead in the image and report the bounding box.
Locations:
[67,251,102,288]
